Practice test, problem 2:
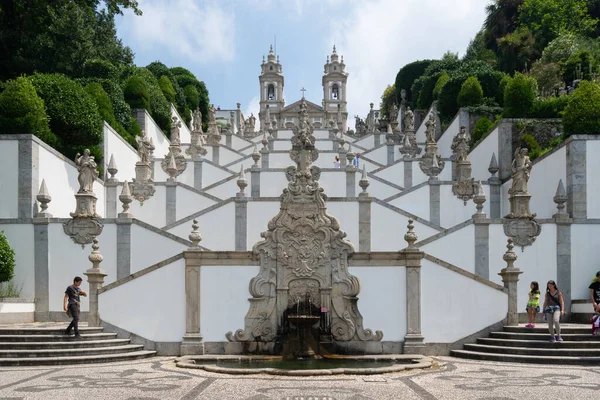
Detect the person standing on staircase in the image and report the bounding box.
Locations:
[543,280,565,343]
[525,281,540,328]
[63,276,87,339]
[589,271,600,314]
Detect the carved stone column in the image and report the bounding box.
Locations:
[487,153,501,219]
[105,154,119,218]
[403,220,425,354]
[84,239,107,327]
[499,239,522,326]
[193,156,204,190]
[181,220,204,355]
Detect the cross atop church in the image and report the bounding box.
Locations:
[300,87,306,98]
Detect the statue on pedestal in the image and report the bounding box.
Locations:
[75,149,99,194]
[508,148,532,196]
[403,107,415,132]
[136,131,155,165]
[192,108,203,133]
[451,126,471,162]
[425,113,436,143]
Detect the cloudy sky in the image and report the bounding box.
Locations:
[116,0,487,125]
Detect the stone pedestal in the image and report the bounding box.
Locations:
[499,240,522,327]
[84,239,107,327]
[182,252,204,355]
[403,221,425,354]
[105,181,119,218]
[64,192,103,246]
[261,149,269,169]
[193,156,204,190]
[507,194,534,219]
[72,193,99,218]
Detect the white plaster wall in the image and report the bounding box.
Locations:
[169,202,235,250]
[528,146,567,219]
[247,201,279,248]
[273,141,290,151]
[469,127,499,182]
[176,161,195,188]
[371,203,439,251]
[201,265,260,341]
[411,161,429,186]
[349,266,406,341]
[0,140,18,218]
[327,201,359,248]
[48,224,95,312]
[94,180,105,218]
[144,111,170,157]
[130,224,187,274]
[268,153,294,169]
[152,160,169,183]
[354,135,375,150]
[571,224,600,300]
[354,158,380,173]
[224,157,253,177]
[421,224,475,273]
[96,224,118,284]
[421,259,507,342]
[501,179,511,217]
[0,224,34,299]
[99,258,185,342]
[103,123,137,183]
[219,147,243,165]
[363,145,388,166]
[128,185,166,227]
[364,178,400,201]
[176,187,217,221]
[438,162,452,181]
[415,108,434,143]
[489,224,557,303]
[438,114,460,158]
[587,141,600,218]
[38,145,79,217]
[231,135,252,151]
[319,171,348,197]
[171,105,191,144]
[0,303,34,313]
[440,184,491,228]
[203,163,233,189]
[260,171,289,197]
[373,162,404,188]
[314,130,329,140]
[394,148,404,162]
[316,141,333,151]
[205,175,248,199]
[390,186,430,222]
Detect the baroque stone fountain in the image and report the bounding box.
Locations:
[176,99,432,375]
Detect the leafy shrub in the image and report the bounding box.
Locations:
[413,58,461,109]
[29,73,103,160]
[123,75,150,110]
[457,76,484,107]
[146,61,172,79]
[85,82,135,146]
[564,50,598,84]
[471,117,493,145]
[503,73,537,117]
[158,75,175,103]
[563,80,600,136]
[0,77,56,145]
[432,71,449,100]
[530,61,563,97]
[133,68,171,133]
[394,60,434,104]
[0,231,16,285]
[97,79,132,131]
[184,84,199,111]
[82,59,118,80]
[529,96,569,118]
[497,75,511,106]
[171,67,210,125]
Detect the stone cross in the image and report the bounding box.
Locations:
[300,87,306,98]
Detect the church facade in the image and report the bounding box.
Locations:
[257,45,348,131]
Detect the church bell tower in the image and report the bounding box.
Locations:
[259,45,284,127]
[322,45,348,131]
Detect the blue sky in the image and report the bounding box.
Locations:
[116,0,487,126]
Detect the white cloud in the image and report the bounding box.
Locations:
[330,0,486,126]
[243,96,261,130]
[119,0,235,64]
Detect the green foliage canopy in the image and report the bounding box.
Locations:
[563,80,600,135]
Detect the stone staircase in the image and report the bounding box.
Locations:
[0,323,156,366]
[452,324,600,364]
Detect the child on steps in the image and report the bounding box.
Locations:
[526,281,540,328]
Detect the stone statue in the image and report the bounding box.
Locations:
[425,113,436,143]
[509,147,532,195]
[192,108,203,133]
[170,116,181,144]
[74,149,99,193]
[451,126,471,162]
[403,107,415,131]
[247,113,256,133]
[238,113,245,134]
[389,102,399,123]
[209,104,216,124]
[136,131,155,164]
[229,111,235,132]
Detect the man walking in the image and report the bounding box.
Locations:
[64,276,87,339]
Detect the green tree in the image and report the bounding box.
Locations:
[519,0,599,46]
[184,85,199,111]
[496,27,540,73]
[529,61,562,96]
[171,67,210,125]
[432,71,450,99]
[503,72,537,117]
[563,80,600,135]
[0,231,15,285]
[484,0,524,50]
[0,77,55,145]
[123,75,150,110]
[379,84,396,118]
[463,29,498,66]
[85,82,135,146]
[393,60,434,104]
[158,75,175,103]
[457,76,484,107]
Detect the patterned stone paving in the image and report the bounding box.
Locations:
[0,356,598,399]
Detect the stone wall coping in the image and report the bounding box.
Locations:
[0,297,34,303]
[572,299,592,304]
[416,219,473,248]
[103,122,137,155]
[222,153,253,169]
[132,219,195,248]
[161,198,235,231]
[372,198,444,232]
[99,253,185,294]
[184,251,259,266]
[133,108,170,142]
[423,253,507,293]
[154,181,222,202]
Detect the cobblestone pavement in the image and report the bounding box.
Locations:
[0,356,598,399]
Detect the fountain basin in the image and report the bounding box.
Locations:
[175,354,433,376]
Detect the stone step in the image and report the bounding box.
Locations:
[477,337,600,349]
[0,333,117,342]
[489,332,600,341]
[0,327,104,335]
[503,326,591,334]
[0,350,157,366]
[0,338,131,349]
[0,344,144,358]
[464,343,600,357]
[451,349,600,365]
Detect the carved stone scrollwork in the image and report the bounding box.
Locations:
[503,219,542,249]
[63,218,103,246]
[161,146,187,180]
[226,98,382,344]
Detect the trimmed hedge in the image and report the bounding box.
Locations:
[503,73,537,118]
[0,77,56,145]
[471,117,493,145]
[133,68,171,133]
[0,230,15,284]
[158,75,175,103]
[394,59,434,104]
[529,96,569,118]
[563,80,600,136]
[82,59,118,80]
[124,75,150,110]
[457,76,484,107]
[29,73,103,160]
[85,82,135,146]
[432,71,449,100]
[184,85,199,111]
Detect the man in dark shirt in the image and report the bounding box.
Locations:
[64,276,87,339]
[589,271,600,314]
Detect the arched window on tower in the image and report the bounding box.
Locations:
[332,84,339,100]
[268,84,275,100]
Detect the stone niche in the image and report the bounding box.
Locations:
[226,99,382,355]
